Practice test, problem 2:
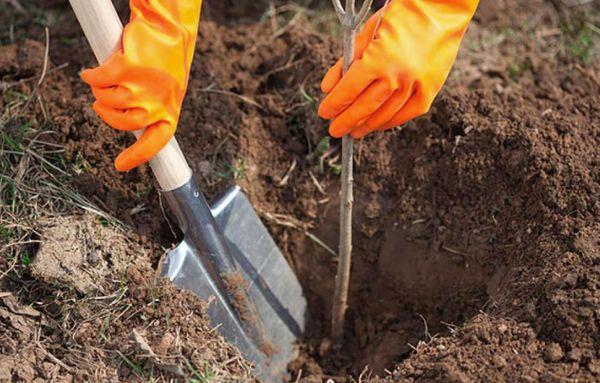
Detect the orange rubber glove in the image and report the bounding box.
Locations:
[81,0,202,171]
[319,0,479,138]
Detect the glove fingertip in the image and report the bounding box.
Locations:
[92,101,110,119]
[318,102,334,120]
[80,68,98,85]
[361,114,386,132]
[114,153,137,172]
[91,100,102,114]
[381,119,402,131]
[115,121,174,172]
[320,78,333,94]
[351,126,370,139]
[328,123,345,139]
[321,60,343,94]
[81,53,123,87]
[320,72,338,93]
[329,117,354,138]
[82,65,110,86]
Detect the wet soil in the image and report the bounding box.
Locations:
[1,0,599,381]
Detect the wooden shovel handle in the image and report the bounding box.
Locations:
[69,0,192,191]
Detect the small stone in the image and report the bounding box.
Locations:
[492,355,508,369]
[544,342,564,362]
[566,348,582,362]
[498,324,508,334]
[154,333,175,356]
[578,307,593,318]
[40,362,56,379]
[197,160,212,177]
[563,273,578,287]
[436,344,446,351]
[364,199,381,219]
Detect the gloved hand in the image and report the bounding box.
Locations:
[81,0,202,171]
[319,0,479,138]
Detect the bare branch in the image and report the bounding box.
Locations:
[355,0,374,26]
[332,0,345,20]
[345,0,356,16]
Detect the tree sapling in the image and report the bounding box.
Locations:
[330,0,373,345]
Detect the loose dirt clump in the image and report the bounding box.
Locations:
[1,0,599,381]
[0,40,46,79]
[31,214,135,294]
[222,270,253,323]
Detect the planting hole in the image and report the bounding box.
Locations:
[290,197,505,375]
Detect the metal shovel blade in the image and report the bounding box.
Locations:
[159,181,307,383]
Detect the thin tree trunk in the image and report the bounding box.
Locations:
[330,0,372,346]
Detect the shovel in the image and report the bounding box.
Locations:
[68,1,307,381]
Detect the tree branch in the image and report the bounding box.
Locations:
[355,0,374,25]
[345,0,356,16]
[332,0,345,20]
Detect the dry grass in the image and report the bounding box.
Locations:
[0,56,113,280]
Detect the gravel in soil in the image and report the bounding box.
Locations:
[0,0,599,381]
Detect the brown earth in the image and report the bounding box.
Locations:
[1,0,599,382]
[0,216,254,382]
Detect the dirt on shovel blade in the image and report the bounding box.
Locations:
[0,0,599,382]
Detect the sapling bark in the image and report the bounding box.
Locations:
[330,0,373,345]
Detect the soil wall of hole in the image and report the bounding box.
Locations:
[1,0,598,381]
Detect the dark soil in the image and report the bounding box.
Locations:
[1,0,599,381]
